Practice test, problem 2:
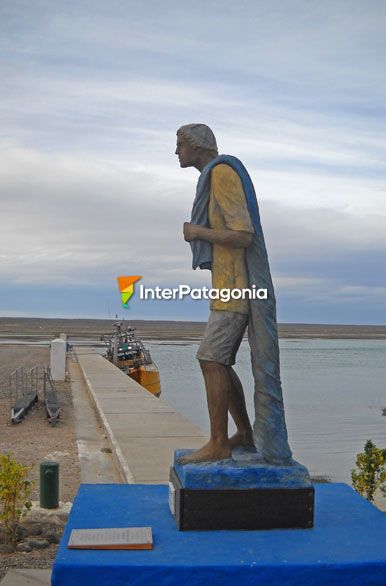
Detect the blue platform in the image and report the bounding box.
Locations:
[52,483,386,585]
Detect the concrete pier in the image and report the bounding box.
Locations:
[75,347,207,484]
[69,357,122,484]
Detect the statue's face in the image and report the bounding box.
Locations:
[175,136,199,168]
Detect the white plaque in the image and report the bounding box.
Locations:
[68,527,153,549]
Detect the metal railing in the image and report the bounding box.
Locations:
[9,365,40,423]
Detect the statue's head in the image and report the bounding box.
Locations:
[175,123,218,169]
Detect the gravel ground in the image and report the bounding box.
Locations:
[0,548,56,581]
[0,345,80,579]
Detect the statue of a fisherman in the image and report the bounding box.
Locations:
[176,123,292,465]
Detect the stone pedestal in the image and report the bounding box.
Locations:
[50,338,66,381]
[170,448,314,531]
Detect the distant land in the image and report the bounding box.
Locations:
[0,317,386,341]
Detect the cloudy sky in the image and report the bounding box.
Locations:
[1,0,385,323]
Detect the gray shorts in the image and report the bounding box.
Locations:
[196,310,248,366]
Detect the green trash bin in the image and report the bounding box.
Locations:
[40,461,59,509]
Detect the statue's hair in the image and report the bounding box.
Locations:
[177,123,218,155]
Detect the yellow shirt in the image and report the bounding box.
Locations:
[209,164,254,314]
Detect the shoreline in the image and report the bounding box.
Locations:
[1,317,386,341]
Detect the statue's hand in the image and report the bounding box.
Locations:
[183,222,199,242]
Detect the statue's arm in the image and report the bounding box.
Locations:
[183,222,252,248]
[184,164,254,248]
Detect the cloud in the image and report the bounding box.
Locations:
[4,0,386,100]
[1,145,385,306]
[0,0,385,322]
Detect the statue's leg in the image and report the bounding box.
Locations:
[228,367,254,448]
[178,360,232,464]
[179,310,248,464]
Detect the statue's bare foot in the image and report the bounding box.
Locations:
[229,431,254,448]
[178,441,231,464]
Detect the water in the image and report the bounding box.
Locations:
[147,338,386,483]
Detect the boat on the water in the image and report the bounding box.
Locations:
[102,321,161,397]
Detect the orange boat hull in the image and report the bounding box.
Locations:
[129,363,161,397]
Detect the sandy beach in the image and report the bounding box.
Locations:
[0,346,81,503]
[0,345,81,578]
